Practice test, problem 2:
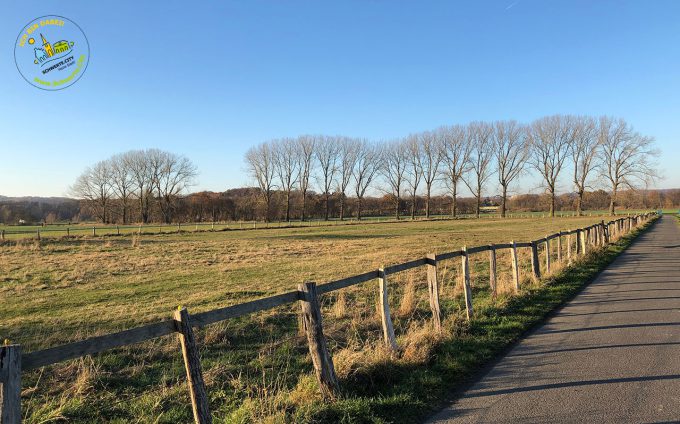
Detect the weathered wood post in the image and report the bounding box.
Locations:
[575,229,581,254]
[488,245,497,298]
[36,229,40,241]
[0,344,22,424]
[461,247,473,320]
[426,254,442,332]
[567,232,573,263]
[557,233,563,263]
[66,227,70,236]
[378,268,398,351]
[0,230,4,241]
[581,228,588,255]
[544,236,551,274]
[530,241,541,280]
[298,282,339,399]
[173,307,212,424]
[92,226,96,237]
[510,241,520,292]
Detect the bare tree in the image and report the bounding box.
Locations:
[405,134,423,219]
[528,115,574,217]
[492,120,529,218]
[420,131,444,218]
[598,116,659,215]
[245,142,276,222]
[337,137,359,220]
[273,138,300,222]
[110,153,135,223]
[71,160,112,223]
[441,125,472,217]
[296,135,316,221]
[381,139,408,219]
[353,140,381,220]
[463,122,494,218]
[127,150,155,223]
[315,135,339,220]
[570,116,600,216]
[154,151,198,223]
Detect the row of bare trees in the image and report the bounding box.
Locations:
[246,115,658,221]
[71,149,197,224]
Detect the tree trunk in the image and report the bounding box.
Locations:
[324,193,330,221]
[265,194,271,222]
[501,184,507,218]
[475,195,480,219]
[339,192,345,221]
[550,190,556,217]
[451,182,457,218]
[285,192,291,222]
[576,191,583,216]
[426,185,431,218]
[302,192,307,221]
[395,196,400,220]
[411,195,417,220]
[356,197,362,220]
[609,189,616,216]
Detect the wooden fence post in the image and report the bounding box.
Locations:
[0,344,22,424]
[557,233,563,263]
[488,245,497,298]
[36,229,40,241]
[581,228,588,255]
[530,241,541,280]
[544,236,551,274]
[92,227,96,237]
[378,268,398,351]
[510,241,520,292]
[461,247,473,320]
[567,232,572,263]
[298,282,339,399]
[426,254,442,332]
[0,230,4,241]
[173,307,212,424]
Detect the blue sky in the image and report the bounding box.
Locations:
[1,0,679,197]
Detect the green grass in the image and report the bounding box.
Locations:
[0,215,655,422]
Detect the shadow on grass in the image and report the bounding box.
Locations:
[300,217,659,423]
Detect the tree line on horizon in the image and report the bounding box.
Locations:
[20,114,661,225]
[245,114,659,221]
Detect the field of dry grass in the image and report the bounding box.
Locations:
[0,215,632,422]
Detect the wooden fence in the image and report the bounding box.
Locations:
[0,211,638,241]
[0,213,656,423]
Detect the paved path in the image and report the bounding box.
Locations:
[429,215,680,423]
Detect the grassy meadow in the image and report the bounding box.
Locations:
[0,215,653,423]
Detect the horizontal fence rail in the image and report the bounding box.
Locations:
[0,212,657,423]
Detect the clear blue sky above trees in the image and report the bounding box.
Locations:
[1,0,678,197]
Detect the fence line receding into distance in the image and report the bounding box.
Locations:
[0,213,656,424]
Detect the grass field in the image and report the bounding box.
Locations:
[0,209,650,240]
[0,215,653,422]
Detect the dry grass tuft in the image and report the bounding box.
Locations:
[397,274,417,317]
[332,291,347,319]
[400,321,444,364]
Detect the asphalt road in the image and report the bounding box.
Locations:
[428,215,680,423]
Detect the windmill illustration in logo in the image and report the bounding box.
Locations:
[33,33,74,66]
